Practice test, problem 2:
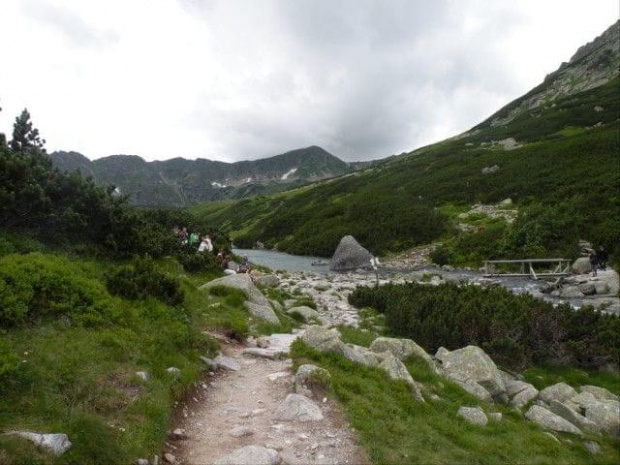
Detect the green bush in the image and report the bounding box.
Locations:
[106,256,184,306]
[349,282,620,370]
[177,249,218,273]
[0,253,121,327]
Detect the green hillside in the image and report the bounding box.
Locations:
[193,77,620,261]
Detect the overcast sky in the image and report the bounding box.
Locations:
[0,1,616,162]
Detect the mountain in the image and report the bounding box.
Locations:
[193,21,620,260]
[49,145,353,207]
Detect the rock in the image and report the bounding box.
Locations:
[567,391,598,412]
[548,400,600,433]
[287,306,320,322]
[136,371,150,382]
[583,441,601,454]
[457,380,493,402]
[201,274,270,306]
[163,452,176,463]
[435,347,450,360]
[3,432,72,456]
[538,383,578,404]
[504,379,532,397]
[254,274,280,288]
[370,337,436,371]
[215,446,280,465]
[481,165,500,174]
[329,236,374,271]
[571,257,592,274]
[257,336,270,348]
[437,345,505,398]
[560,286,584,298]
[137,459,149,465]
[499,198,513,207]
[525,405,583,435]
[585,399,620,435]
[377,351,424,402]
[201,356,217,369]
[300,326,345,354]
[228,426,254,438]
[457,406,488,426]
[245,301,280,325]
[343,344,382,367]
[165,367,181,376]
[510,385,539,409]
[579,283,596,295]
[594,105,604,112]
[243,347,285,360]
[580,385,619,402]
[295,365,331,387]
[170,428,188,440]
[488,412,503,421]
[214,355,241,371]
[275,394,324,422]
[594,282,610,294]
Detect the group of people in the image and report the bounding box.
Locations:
[588,247,608,277]
[173,226,213,253]
[217,251,251,275]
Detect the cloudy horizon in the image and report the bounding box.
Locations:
[0,0,617,162]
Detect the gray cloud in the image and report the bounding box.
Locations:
[21,0,118,49]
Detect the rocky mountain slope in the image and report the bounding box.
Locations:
[193,21,620,259]
[49,146,354,207]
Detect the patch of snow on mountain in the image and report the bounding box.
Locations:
[281,168,298,180]
[211,181,227,188]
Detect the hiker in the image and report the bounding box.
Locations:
[198,236,210,253]
[179,227,189,244]
[589,249,598,277]
[189,231,199,248]
[204,235,213,252]
[597,247,608,271]
[239,255,250,273]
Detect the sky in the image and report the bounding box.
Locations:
[0,1,617,162]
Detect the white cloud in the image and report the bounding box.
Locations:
[0,0,616,161]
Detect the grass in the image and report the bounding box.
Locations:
[523,366,620,395]
[291,340,620,465]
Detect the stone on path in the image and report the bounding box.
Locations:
[214,446,280,465]
[3,432,72,456]
[275,394,324,422]
[243,347,286,360]
[329,236,373,271]
[214,355,241,371]
[525,405,583,436]
[228,426,255,438]
[457,407,488,426]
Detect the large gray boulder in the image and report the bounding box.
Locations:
[585,399,620,436]
[437,346,505,399]
[329,236,373,271]
[571,257,592,274]
[377,351,424,402]
[538,383,578,404]
[510,384,539,409]
[580,385,619,402]
[253,274,280,288]
[245,301,280,325]
[4,432,72,456]
[525,406,583,436]
[275,394,324,422]
[457,406,488,426]
[370,337,436,372]
[287,306,320,322]
[300,326,345,354]
[548,400,600,433]
[343,344,382,367]
[201,274,270,306]
[214,446,280,465]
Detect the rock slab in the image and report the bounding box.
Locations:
[214,445,280,465]
[4,432,72,456]
[525,405,583,435]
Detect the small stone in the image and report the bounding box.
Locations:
[457,406,488,426]
[170,428,187,440]
[229,426,254,438]
[583,441,601,454]
[163,452,176,463]
[136,371,150,382]
[137,459,149,465]
[165,367,181,376]
[488,412,502,421]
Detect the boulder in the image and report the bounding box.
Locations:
[538,383,578,404]
[300,326,345,354]
[571,257,592,274]
[560,286,584,298]
[370,337,436,371]
[377,351,424,401]
[214,355,241,371]
[343,344,382,367]
[4,432,72,456]
[504,379,532,397]
[585,399,620,436]
[245,301,280,325]
[295,364,331,396]
[214,446,280,465]
[275,394,324,422]
[287,306,320,322]
[580,385,619,402]
[201,274,270,306]
[548,400,600,433]
[567,391,598,412]
[579,283,596,295]
[457,406,488,426]
[510,385,539,409]
[524,405,583,436]
[457,380,493,402]
[437,345,505,398]
[329,236,373,271]
[254,274,280,288]
[594,282,610,295]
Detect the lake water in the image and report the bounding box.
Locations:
[233,248,331,273]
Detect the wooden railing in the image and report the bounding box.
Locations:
[483,259,571,280]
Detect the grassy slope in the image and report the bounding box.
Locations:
[292,328,620,465]
[192,78,620,258]
[0,253,297,465]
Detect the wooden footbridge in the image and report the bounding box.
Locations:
[483,258,571,280]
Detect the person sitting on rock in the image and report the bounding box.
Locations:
[239,255,251,273]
